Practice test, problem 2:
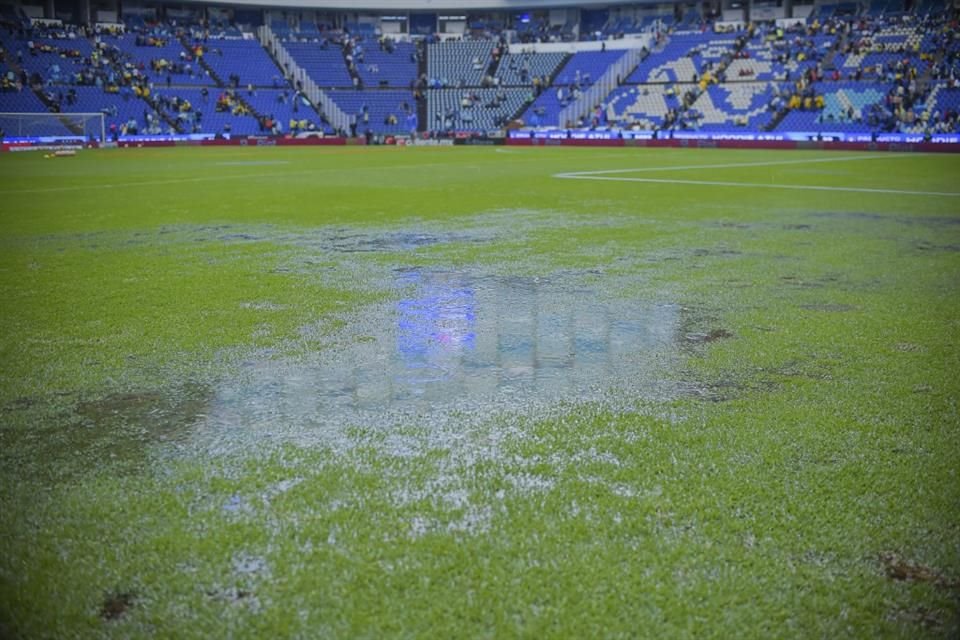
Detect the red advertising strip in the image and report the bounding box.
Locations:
[115,137,351,149]
[6,137,957,154]
[507,137,960,153]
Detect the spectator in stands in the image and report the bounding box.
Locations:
[2,70,18,92]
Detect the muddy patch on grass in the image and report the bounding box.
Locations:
[879,552,960,590]
[779,275,823,288]
[205,586,262,612]
[1,382,216,482]
[691,247,742,258]
[100,591,136,621]
[315,230,459,253]
[270,216,537,257]
[778,273,846,289]
[26,383,217,476]
[886,605,948,631]
[76,383,211,443]
[811,212,888,223]
[2,396,41,412]
[711,221,753,230]
[219,233,264,242]
[812,212,960,228]
[684,328,734,343]
[914,240,960,253]
[893,342,924,353]
[686,377,779,402]
[799,303,856,312]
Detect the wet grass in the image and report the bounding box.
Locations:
[1,146,959,638]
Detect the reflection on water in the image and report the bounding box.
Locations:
[395,269,477,389]
[197,269,680,450]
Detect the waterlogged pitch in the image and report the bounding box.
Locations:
[1,146,959,638]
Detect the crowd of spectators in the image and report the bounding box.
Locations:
[150,53,202,84]
[668,9,959,135]
[2,4,958,138]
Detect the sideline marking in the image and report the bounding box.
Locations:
[555,154,897,178]
[554,154,958,197]
[554,175,960,197]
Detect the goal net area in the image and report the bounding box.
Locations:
[0,112,105,146]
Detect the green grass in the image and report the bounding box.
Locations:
[1,146,959,638]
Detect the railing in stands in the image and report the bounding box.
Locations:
[257,24,350,135]
[557,46,646,128]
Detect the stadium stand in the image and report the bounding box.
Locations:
[327,89,417,135]
[427,40,496,87]
[354,39,418,89]
[554,50,626,87]
[0,13,336,140]
[284,41,354,88]
[241,88,327,133]
[429,87,529,132]
[0,3,957,141]
[513,50,629,127]
[691,82,781,130]
[605,84,680,129]
[627,33,707,84]
[0,96,74,136]
[0,80,48,112]
[106,32,212,86]
[152,87,263,135]
[603,7,960,138]
[59,85,152,133]
[519,87,565,128]
[494,51,566,86]
[197,38,284,87]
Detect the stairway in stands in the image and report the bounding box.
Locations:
[182,35,225,88]
[342,41,361,88]
[416,41,428,133]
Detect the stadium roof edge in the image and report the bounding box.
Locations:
[176,0,624,11]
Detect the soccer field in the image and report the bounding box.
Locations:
[1,146,959,638]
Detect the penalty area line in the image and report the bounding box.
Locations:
[554,153,905,178]
[553,174,960,197]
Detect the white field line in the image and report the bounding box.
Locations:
[553,154,959,197]
[555,175,960,197]
[554,153,899,178]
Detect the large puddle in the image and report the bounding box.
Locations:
[186,267,683,454]
[13,218,701,464]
